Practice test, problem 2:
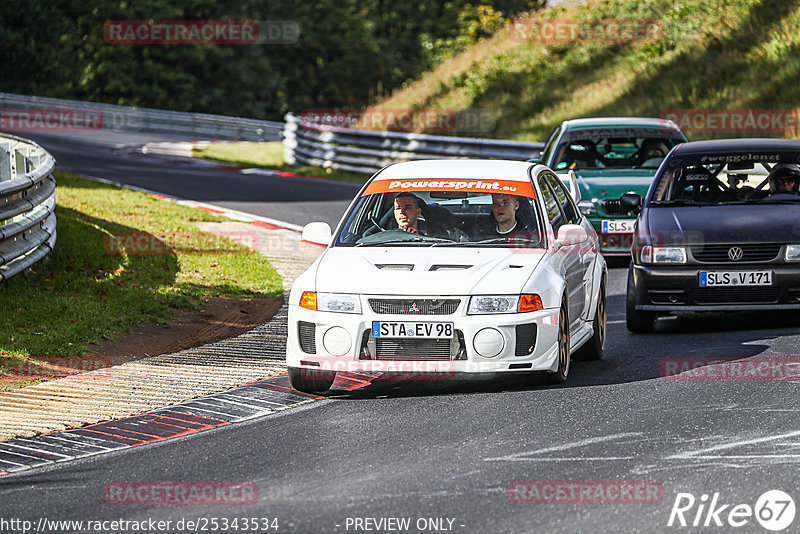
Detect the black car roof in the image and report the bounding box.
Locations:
[672,138,800,154]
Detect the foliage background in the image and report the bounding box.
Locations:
[0,0,543,119]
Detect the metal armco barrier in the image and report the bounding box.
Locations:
[282,112,545,174]
[0,134,57,282]
[0,92,283,142]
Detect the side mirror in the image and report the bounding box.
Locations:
[619,193,642,214]
[302,222,332,246]
[527,151,543,164]
[556,224,588,247]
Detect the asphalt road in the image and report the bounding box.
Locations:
[2,130,800,533]
[7,129,360,228]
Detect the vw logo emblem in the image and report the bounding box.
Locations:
[409,303,420,312]
[728,247,744,261]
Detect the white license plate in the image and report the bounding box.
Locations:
[372,321,454,339]
[699,271,773,287]
[601,219,636,234]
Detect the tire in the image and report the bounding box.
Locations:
[574,278,605,361]
[288,367,336,393]
[626,264,657,333]
[544,299,571,384]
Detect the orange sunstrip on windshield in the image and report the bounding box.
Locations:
[362,178,536,198]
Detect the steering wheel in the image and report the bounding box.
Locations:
[696,182,722,202]
[368,215,384,232]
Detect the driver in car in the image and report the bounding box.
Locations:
[768,163,800,195]
[393,192,424,233]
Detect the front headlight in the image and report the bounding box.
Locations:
[468,294,542,314]
[577,200,596,216]
[300,292,362,313]
[641,245,686,264]
[786,244,800,262]
[468,296,519,314]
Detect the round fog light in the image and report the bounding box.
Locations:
[473,328,504,358]
[323,327,351,356]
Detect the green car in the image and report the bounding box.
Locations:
[530,118,687,256]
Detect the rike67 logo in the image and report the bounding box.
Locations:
[667,490,796,531]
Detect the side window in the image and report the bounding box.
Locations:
[544,172,579,224]
[537,175,564,233]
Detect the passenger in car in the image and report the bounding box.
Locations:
[473,194,529,239]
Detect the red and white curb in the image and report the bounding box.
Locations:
[77,174,326,248]
[0,372,373,477]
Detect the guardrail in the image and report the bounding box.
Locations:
[282,112,545,174]
[0,92,283,142]
[0,134,57,282]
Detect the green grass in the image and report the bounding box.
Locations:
[193,141,371,183]
[367,0,800,142]
[0,172,282,364]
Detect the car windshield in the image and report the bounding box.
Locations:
[552,127,684,171]
[650,151,800,204]
[333,180,544,248]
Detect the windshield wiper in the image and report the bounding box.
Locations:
[449,236,542,246]
[355,236,452,247]
[650,199,714,206]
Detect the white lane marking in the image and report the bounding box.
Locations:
[484,432,643,461]
[667,429,800,459]
[682,455,800,459]
[241,168,280,176]
[495,457,636,462]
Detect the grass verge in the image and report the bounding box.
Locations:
[192,141,371,183]
[0,172,282,383]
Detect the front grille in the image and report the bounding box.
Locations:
[601,199,630,216]
[368,298,460,315]
[375,338,452,360]
[691,244,781,263]
[298,321,316,354]
[515,323,537,356]
[691,287,781,304]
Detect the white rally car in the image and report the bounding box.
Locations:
[286,160,607,392]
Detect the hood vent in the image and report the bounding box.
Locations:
[429,264,472,271]
[375,264,414,271]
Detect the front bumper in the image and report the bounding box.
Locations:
[631,263,800,311]
[285,300,562,375]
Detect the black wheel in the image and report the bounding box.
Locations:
[575,278,605,361]
[288,367,336,393]
[626,264,657,333]
[544,299,571,384]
